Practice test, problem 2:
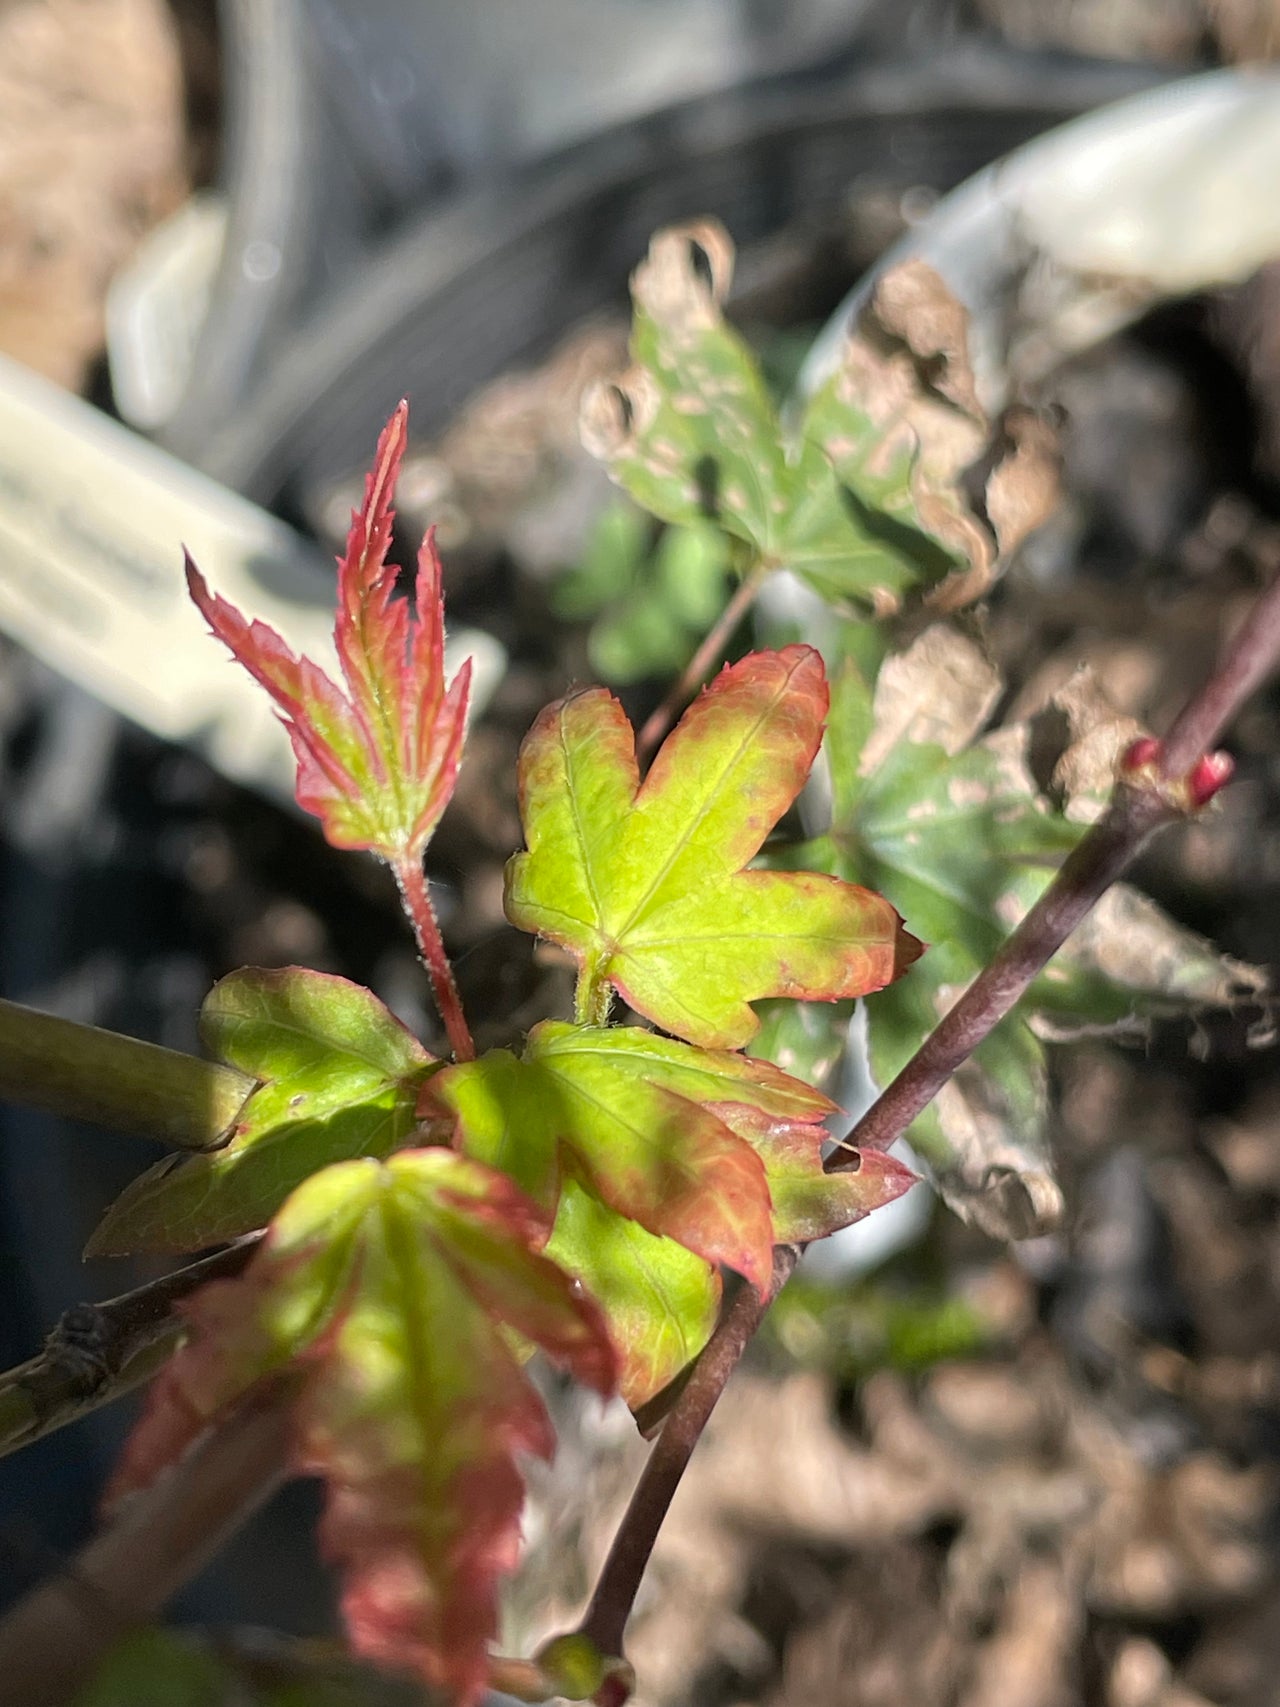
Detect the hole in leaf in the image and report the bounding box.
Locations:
[686,236,715,295]
[609,384,634,434]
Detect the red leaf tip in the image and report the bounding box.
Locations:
[894,923,926,978]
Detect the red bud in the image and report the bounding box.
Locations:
[594,1666,636,1707]
[1187,750,1234,808]
[1120,736,1162,773]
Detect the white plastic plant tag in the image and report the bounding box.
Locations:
[0,354,505,804]
[803,67,1280,410]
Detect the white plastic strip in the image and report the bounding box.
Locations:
[0,355,505,803]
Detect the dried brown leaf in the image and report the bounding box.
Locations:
[988,408,1063,555]
[869,259,985,420]
[1051,667,1148,823]
[933,1064,1065,1241]
[578,366,661,461]
[1057,886,1269,1010]
[581,223,734,464]
[932,408,1062,611]
[631,220,733,332]
[838,267,990,583]
[859,625,1002,775]
[834,263,1061,610]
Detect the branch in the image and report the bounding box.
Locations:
[576,1246,799,1664]
[0,1237,262,1459]
[1158,560,1280,777]
[578,566,1280,1678]
[828,563,1280,1169]
[827,787,1173,1160]
[0,998,254,1150]
[0,1388,291,1707]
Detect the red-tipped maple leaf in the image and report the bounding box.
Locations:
[186,402,470,862]
[107,1152,617,1706]
[433,1023,919,1406]
[506,645,922,1048]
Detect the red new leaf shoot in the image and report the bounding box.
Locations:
[187,403,471,865]
[186,403,475,1054]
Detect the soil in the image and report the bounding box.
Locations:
[3,7,1280,1707]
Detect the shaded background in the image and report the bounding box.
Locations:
[4,2,1280,1702]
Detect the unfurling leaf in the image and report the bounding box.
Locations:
[580,222,1057,615]
[86,969,438,1257]
[817,625,1267,1239]
[108,1152,617,1707]
[505,644,920,1049]
[187,402,471,864]
[432,1023,917,1405]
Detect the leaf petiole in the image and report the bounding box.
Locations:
[573,959,614,1028]
[577,1245,799,1664]
[393,855,475,1061]
[635,557,769,763]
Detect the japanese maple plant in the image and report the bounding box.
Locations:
[0,220,1275,1707]
[107,401,921,1707]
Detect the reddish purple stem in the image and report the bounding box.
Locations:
[826,789,1172,1160]
[1158,563,1280,778]
[578,1247,799,1664]
[393,855,475,1061]
[584,563,1280,1671]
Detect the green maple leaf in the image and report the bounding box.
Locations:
[580,223,1055,615]
[106,1151,617,1707]
[432,1022,916,1406]
[86,968,438,1256]
[811,626,1266,1237]
[712,1101,914,1247]
[578,222,930,612]
[431,1022,809,1295]
[505,644,919,1050]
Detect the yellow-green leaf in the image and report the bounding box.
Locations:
[86,969,438,1256]
[505,646,919,1049]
